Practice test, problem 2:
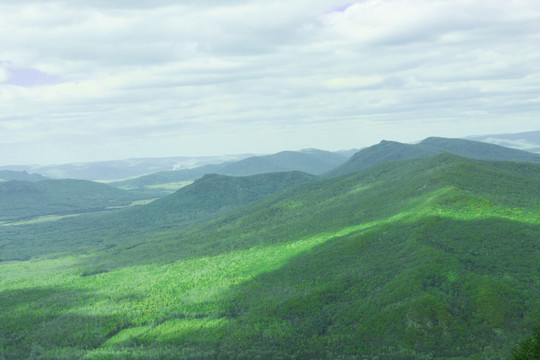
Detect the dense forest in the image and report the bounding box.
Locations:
[0,138,539,359]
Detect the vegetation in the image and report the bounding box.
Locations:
[509,328,540,359]
[0,150,539,359]
[327,136,540,177]
[113,149,347,191]
[0,170,47,182]
[0,179,149,222]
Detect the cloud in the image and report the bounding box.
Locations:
[0,0,539,164]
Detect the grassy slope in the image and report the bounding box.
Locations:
[0,155,539,359]
[327,137,540,177]
[0,179,148,222]
[113,149,347,190]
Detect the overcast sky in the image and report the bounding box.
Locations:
[1,0,539,165]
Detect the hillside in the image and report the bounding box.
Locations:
[326,136,540,177]
[0,170,47,182]
[0,154,538,358]
[125,171,318,226]
[113,149,348,191]
[0,179,146,222]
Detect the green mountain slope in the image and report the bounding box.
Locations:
[0,170,47,182]
[326,137,540,177]
[126,171,317,226]
[114,149,347,190]
[0,155,539,359]
[420,136,540,161]
[0,179,144,222]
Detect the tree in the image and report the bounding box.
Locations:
[509,328,540,360]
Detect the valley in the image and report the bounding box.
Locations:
[0,137,539,359]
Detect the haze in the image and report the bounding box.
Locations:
[1,0,539,165]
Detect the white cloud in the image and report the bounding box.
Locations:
[0,0,539,164]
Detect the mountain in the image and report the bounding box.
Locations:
[0,179,145,222]
[113,149,348,190]
[0,154,253,181]
[124,171,317,226]
[466,130,540,153]
[1,154,538,359]
[0,170,47,182]
[326,136,540,177]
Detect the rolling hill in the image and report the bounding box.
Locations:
[1,154,538,359]
[0,179,146,222]
[0,170,47,182]
[326,136,540,177]
[113,149,348,191]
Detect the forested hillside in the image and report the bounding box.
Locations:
[0,170,47,182]
[1,154,538,359]
[327,137,540,177]
[0,179,146,222]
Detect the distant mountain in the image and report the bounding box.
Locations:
[466,130,540,153]
[113,149,348,190]
[0,170,47,182]
[0,154,253,181]
[0,179,145,222]
[326,136,540,177]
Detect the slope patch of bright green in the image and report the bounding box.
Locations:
[0,154,539,359]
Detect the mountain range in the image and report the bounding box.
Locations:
[112,149,349,191]
[0,136,538,359]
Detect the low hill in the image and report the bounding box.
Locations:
[326,136,540,177]
[0,154,538,359]
[126,171,317,225]
[0,170,47,182]
[113,149,347,190]
[0,179,145,222]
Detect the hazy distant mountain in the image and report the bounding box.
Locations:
[326,136,540,177]
[466,130,540,153]
[0,154,254,181]
[0,170,47,182]
[113,149,349,190]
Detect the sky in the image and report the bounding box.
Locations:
[1,0,539,165]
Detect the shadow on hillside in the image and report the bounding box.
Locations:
[212,215,539,359]
[0,286,132,359]
[2,216,538,359]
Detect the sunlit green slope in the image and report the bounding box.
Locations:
[0,171,316,261]
[0,154,539,359]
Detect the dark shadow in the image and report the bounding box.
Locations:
[212,216,540,359]
[1,216,538,359]
[0,286,133,360]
